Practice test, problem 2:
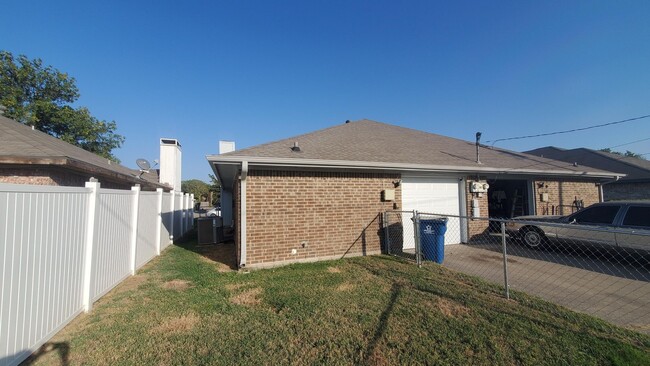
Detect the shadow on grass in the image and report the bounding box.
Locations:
[364,282,401,364]
[177,239,238,271]
[21,342,70,365]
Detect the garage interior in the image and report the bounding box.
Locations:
[487,179,531,219]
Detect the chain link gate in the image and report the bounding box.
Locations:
[383,210,421,265]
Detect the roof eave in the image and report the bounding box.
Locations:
[206,155,623,180]
[0,156,171,190]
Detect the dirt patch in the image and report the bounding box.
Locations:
[230,287,262,306]
[225,283,245,292]
[437,298,470,318]
[150,313,200,335]
[200,255,233,272]
[327,266,342,273]
[163,279,192,291]
[337,282,355,292]
[99,275,148,300]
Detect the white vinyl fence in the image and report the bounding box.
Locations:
[0,181,194,366]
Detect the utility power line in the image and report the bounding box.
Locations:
[604,137,650,150]
[486,114,650,146]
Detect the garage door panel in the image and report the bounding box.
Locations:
[402,177,462,247]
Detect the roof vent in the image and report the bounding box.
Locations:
[291,141,301,152]
[475,132,482,164]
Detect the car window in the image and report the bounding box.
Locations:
[622,206,650,228]
[571,205,620,225]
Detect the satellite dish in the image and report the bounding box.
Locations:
[136,158,151,171]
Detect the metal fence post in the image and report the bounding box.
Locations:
[383,211,391,254]
[413,210,421,267]
[501,222,510,300]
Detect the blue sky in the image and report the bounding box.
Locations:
[2,1,649,181]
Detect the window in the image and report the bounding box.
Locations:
[571,205,620,225]
[622,206,650,228]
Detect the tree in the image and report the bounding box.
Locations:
[599,148,646,160]
[208,174,222,206]
[181,179,210,202]
[0,51,124,161]
[181,177,221,206]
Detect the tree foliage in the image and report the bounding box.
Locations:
[0,51,124,161]
[181,177,221,206]
[599,148,646,160]
[208,174,222,206]
[181,179,210,201]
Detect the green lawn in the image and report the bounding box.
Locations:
[30,240,649,365]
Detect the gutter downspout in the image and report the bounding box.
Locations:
[597,176,620,202]
[239,161,248,268]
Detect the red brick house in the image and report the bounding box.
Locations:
[207,119,620,269]
[0,115,171,191]
[525,146,646,201]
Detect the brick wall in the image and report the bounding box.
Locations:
[533,179,600,216]
[0,166,133,190]
[604,182,650,201]
[242,170,400,267]
[0,167,89,186]
[465,177,490,238]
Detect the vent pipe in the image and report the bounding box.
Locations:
[291,141,301,152]
[475,132,482,164]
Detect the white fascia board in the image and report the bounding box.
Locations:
[205,155,623,179]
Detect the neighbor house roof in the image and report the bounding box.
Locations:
[525,146,650,182]
[208,119,619,180]
[0,115,169,190]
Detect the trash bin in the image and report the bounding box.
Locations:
[419,217,448,264]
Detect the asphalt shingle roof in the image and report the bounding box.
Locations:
[220,119,616,176]
[525,146,650,181]
[0,115,166,188]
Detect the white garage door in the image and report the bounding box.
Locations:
[402,176,463,248]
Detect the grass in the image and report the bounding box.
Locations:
[29,240,650,365]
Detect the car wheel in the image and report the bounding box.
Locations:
[521,227,546,249]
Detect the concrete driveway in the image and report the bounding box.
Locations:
[443,243,650,334]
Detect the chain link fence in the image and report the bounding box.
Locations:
[383,210,650,332]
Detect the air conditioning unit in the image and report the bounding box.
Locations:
[197,217,224,244]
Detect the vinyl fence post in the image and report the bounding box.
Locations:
[180,192,186,237]
[501,222,510,300]
[129,184,141,275]
[383,211,391,254]
[189,193,195,229]
[82,179,100,312]
[184,193,190,233]
[169,190,175,243]
[155,188,163,255]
